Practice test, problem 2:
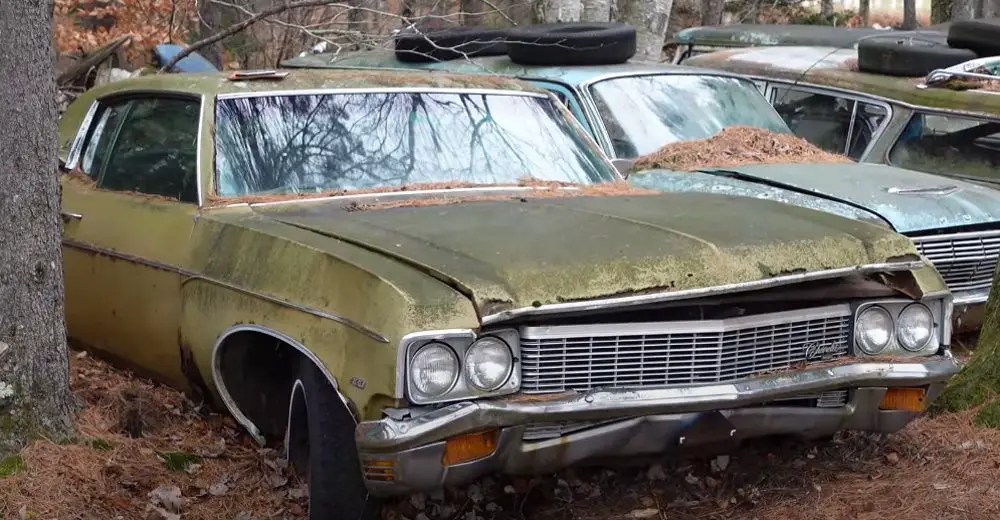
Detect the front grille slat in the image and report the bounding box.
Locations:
[912,231,1000,292]
[520,314,851,394]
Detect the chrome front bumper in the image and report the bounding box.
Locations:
[953,287,989,332]
[356,355,960,496]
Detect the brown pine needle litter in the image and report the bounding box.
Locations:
[5,349,1000,520]
[631,126,852,173]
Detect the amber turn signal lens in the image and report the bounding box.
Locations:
[442,429,499,466]
[880,387,927,412]
[362,459,395,481]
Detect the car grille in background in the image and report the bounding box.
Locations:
[519,306,851,394]
[911,230,1000,293]
[520,390,850,441]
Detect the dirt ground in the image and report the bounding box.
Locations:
[1,348,996,520]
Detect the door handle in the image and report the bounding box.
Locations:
[61,211,83,223]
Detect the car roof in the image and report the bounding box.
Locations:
[684,45,1000,117]
[281,50,738,87]
[76,66,544,101]
[673,24,893,48]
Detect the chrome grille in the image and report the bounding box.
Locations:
[911,230,1000,292]
[519,306,851,394]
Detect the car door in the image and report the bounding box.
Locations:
[61,93,203,386]
[768,85,890,160]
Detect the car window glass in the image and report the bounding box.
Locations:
[587,74,790,159]
[80,102,131,177]
[889,112,1000,183]
[771,88,853,155]
[214,92,617,196]
[847,102,888,160]
[99,97,201,203]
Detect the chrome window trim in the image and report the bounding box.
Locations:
[211,324,359,445]
[215,87,552,100]
[767,81,893,162]
[481,260,927,325]
[196,93,206,207]
[520,304,850,340]
[220,185,556,209]
[65,100,99,170]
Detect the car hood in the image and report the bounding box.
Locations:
[251,192,919,318]
[695,163,1000,234]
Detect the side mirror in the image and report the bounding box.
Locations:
[611,158,634,179]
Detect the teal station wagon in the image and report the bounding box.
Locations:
[283,24,1000,330]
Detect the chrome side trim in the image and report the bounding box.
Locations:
[520,304,850,339]
[216,87,552,100]
[65,100,99,171]
[211,324,359,444]
[480,261,926,325]
[62,238,388,343]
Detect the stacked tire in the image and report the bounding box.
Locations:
[858,18,1000,77]
[393,22,637,65]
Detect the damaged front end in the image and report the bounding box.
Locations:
[355,262,959,495]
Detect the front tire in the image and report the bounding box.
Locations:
[292,358,379,520]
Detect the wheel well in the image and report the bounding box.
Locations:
[214,330,311,442]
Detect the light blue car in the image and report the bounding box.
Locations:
[283,49,1000,330]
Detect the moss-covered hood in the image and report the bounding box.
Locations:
[252,191,920,318]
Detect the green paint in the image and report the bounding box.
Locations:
[0,455,25,477]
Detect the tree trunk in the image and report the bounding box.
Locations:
[747,0,762,23]
[536,0,582,22]
[903,0,917,28]
[582,0,611,21]
[618,0,672,61]
[0,0,75,456]
[859,0,870,25]
[820,0,833,17]
[983,0,1000,17]
[701,0,724,25]
[197,0,227,69]
[934,293,1000,425]
[952,0,979,19]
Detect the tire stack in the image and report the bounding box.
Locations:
[858,18,1000,77]
[393,22,638,65]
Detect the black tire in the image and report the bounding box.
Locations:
[295,359,378,520]
[947,18,1000,57]
[506,22,636,66]
[393,26,509,63]
[857,31,976,77]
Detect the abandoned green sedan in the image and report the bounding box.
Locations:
[57,68,959,519]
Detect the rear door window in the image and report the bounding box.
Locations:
[771,86,888,159]
[888,112,1000,183]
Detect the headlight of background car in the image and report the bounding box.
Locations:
[403,329,520,404]
[854,299,944,357]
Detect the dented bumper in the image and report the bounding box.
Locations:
[355,354,960,496]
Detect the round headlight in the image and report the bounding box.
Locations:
[897,303,934,352]
[856,306,893,354]
[409,342,459,399]
[464,337,513,391]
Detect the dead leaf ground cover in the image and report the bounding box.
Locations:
[3,349,998,520]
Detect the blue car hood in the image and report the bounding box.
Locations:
[634,163,1000,234]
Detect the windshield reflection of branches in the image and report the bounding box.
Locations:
[215,92,614,196]
[590,75,791,158]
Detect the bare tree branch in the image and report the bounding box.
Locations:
[159,0,353,72]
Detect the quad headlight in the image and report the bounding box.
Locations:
[853,300,943,357]
[464,337,514,391]
[409,342,460,399]
[403,330,520,404]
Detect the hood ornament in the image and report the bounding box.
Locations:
[886,185,960,196]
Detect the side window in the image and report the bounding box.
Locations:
[528,80,593,135]
[770,87,887,159]
[889,113,1000,182]
[79,97,201,203]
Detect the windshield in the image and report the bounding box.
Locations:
[214,91,616,196]
[588,74,791,158]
